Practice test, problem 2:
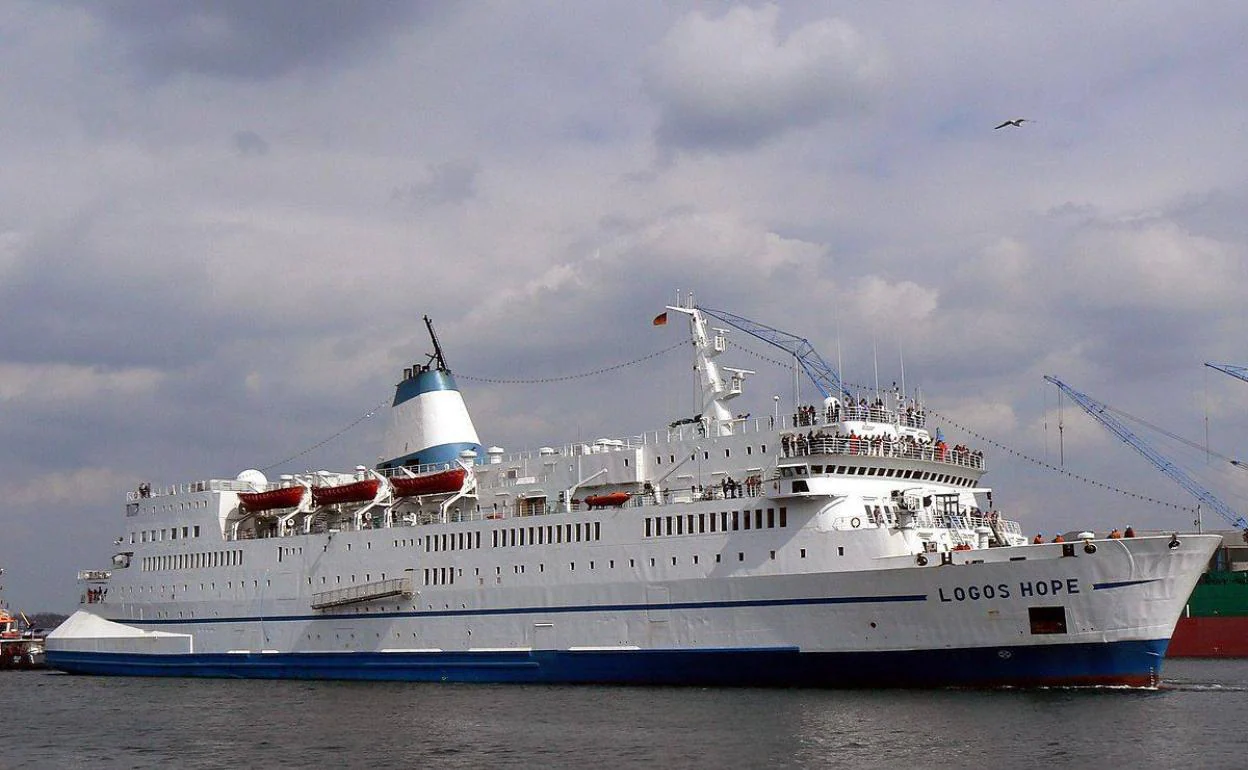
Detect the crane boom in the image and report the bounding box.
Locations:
[1045,375,1248,530]
[697,306,847,399]
[1206,362,1248,385]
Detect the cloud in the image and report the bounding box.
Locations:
[75,0,443,81]
[232,130,270,157]
[645,4,883,155]
[391,159,481,208]
[1064,218,1241,311]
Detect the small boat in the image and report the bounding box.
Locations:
[311,478,381,507]
[0,607,45,671]
[238,486,305,512]
[391,467,467,497]
[584,492,630,509]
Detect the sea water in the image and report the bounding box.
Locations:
[4,659,1247,769]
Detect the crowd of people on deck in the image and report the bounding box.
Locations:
[1032,525,1136,544]
[779,429,984,469]
[792,396,928,430]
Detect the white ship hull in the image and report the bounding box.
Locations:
[46,300,1218,687]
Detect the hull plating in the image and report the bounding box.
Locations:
[47,638,1168,687]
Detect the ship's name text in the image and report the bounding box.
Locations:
[937,579,1079,602]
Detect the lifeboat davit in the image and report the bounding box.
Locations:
[311,478,381,507]
[584,492,630,509]
[391,467,467,497]
[238,486,305,513]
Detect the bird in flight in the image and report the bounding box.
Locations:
[994,118,1030,129]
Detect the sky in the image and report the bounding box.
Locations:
[3,1,1248,611]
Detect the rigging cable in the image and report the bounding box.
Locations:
[457,341,687,384]
[260,398,389,472]
[259,342,685,470]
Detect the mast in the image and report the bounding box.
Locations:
[424,315,449,372]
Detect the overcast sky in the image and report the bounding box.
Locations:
[3,1,1248,611]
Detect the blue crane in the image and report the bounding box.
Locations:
[1045,375,1248,531]
[697,306,848,400]
[1206,362,1248,385]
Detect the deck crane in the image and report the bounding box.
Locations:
[1044,375,1248,533]
[697,306,849,400]
[1206,362,1248,385]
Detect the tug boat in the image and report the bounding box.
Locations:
[46,303,1218,687]
[0,585,45,670]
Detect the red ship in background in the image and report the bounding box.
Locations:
[1168,533,1248,657]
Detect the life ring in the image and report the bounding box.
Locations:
[850,517,861,529]
[916,554,928,566]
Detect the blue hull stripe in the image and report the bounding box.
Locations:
[378,441,482,470]
[133,592,929,627]
[1092,579,1160,590]
[46,639,1170,687]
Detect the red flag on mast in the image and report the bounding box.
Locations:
[652,312,668,326]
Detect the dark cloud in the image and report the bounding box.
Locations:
[391,160,481,208]
[77,0,445,80]
[233,130,269,157]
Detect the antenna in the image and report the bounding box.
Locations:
[424,315,449,372]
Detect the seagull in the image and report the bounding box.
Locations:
[994,118,1030,129]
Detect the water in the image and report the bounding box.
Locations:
[3,660,1247,769]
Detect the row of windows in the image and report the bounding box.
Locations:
[655,446,769,466]
[422,543,824,588]
[426,567,455,586]
[132,525,202,544]
[141,549,242,572]
[122,540,843,612]
[132,499,211,516]
[645,507,788,538]
[425,531,482,552]
[789,463,972,487]
[492,521,602,548]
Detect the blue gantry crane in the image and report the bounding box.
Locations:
[1044,375,1248,532]
[697,306,849,400]
[1206,362,1248,385]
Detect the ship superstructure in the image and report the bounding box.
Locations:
[47,297,1218,687]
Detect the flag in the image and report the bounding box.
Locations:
[652,312,668,326]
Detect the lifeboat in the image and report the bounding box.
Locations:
[238,486,305,513]
[391,467,467,497]
[311,478,381,507]
[584,492,630,509]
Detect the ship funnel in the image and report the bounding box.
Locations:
[377,316,483,470]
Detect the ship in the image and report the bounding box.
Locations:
[1168,531,1248,657]
[0,570,46,670]
[45,298,1219,687]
